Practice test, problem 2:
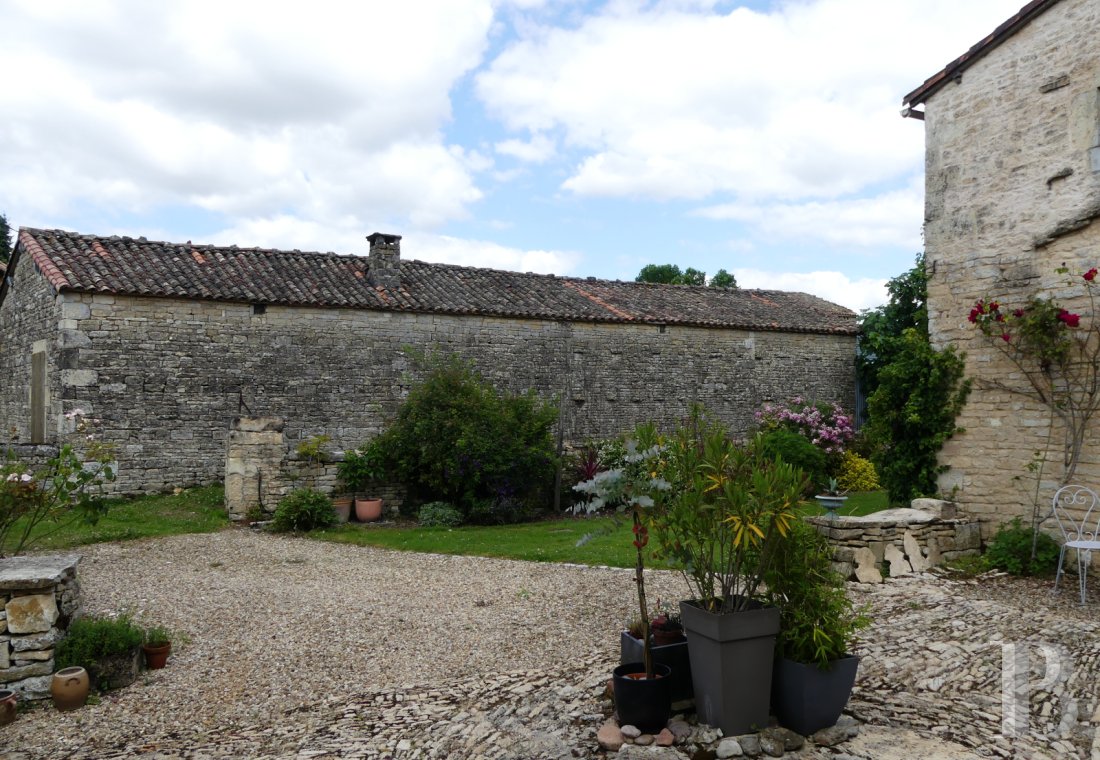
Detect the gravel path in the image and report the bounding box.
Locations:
[6,531,1100,759]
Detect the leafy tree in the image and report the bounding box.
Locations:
[864,328,971,504]
[857,253,928,399]
[0,213,11,266]
[710,269,737,288]
[635,263,736,288]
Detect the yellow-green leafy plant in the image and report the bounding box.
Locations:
[836,452,880,493]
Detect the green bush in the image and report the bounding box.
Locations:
[378,355,558,520]
[983,518,1060,576]
[56,613,145,689]
[757,428,826,492]
[836,452,880,492]
[337,439,387,494]
[271,489,338,532]
[418,501,464,527]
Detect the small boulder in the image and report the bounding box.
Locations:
[621,724,642,739]
[717,737,744,757]
[597,720,624,752]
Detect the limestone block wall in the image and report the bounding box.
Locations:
[4,287,855,496]
[224,417,404,520]
[812,501,981,584]
[920,0,1100,532]
[0,555,81,700]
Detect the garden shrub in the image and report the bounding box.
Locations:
[757,428,826,492]
[418,501,464,528]
[378,355,558,520]
[755,397,855,476]
[836,452,881,492]
[983,517,1060,576]
[271,488,338,532]
[56,613,145,690]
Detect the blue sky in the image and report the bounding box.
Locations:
[0,0,1025,310]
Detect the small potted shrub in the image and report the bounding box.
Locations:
[337,440,387,522]
[619,601,693,706]
[766,520,870,736]
[814,478,849,520]
[142,625,173,669]
[55,613,145,692]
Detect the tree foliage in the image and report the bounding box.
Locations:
[864,328,971,503]
[635,263,736,288]
[0,213,11,266]
[857,253,928,399]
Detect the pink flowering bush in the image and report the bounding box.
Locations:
[755,397,855,456]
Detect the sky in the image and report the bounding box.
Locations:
[0,0,1026,311]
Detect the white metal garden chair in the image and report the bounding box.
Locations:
[1050,485,1100,605]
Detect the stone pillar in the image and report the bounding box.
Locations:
[224,417,287,520]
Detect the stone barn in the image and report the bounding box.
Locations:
[0,228,857,495]
[902,0,1100,529]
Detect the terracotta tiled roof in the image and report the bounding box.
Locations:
[903,0,1060,108]
[13,228,858,335]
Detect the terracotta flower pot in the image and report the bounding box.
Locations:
[0,689,16,725]
[143,642,171,669]
[51,666,90,712]
[355,497,383,522]
[331,497,352,523]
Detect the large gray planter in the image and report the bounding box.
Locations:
[772,655,860,736]
[620,631,694,705]
[679,599,780,735]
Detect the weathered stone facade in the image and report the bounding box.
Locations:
[906,0,1100,533]
[0,230,857,496]
[0,554,81,700]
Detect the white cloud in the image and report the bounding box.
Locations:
[0,0,494,230]
[476,0,1021,203]
[495,134,557,163]
[697,183,924,250]
[407,233,582,274]
[735,269,888,312]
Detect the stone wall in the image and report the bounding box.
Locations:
[0,554,81,700]
[2,287,856,495]
[812,500,982,584]
[921,0,1100,532]
[224,417,404,520]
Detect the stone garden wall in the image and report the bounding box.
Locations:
[812,499,982,583]
[0,283,856,495]
[0,554,81,700]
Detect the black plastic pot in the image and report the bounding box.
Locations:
[680,598,780,735]
[612,662,672,733]
[620,631,694,705]
[772,655,860,736]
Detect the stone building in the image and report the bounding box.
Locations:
[902,0,1100,528]
[0,228,857,495]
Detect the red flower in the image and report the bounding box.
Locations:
[1057,310,1081,328]
[1013,309,1026,318]
[968,307,981,323]
[1085,268,1098,282]
[989,301,999,312]
[1001,333,1011,343]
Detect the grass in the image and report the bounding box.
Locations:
[311,491,892,566]
[1,485,229,554]
[800,490,890,519]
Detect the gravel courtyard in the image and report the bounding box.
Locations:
[4,529,1100,759]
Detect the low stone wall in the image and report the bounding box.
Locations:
[2,444,59,474]
[224,417,404,520]
[811,499,982,584]
[0,554,81,700]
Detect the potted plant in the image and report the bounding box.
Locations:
[619,601,694,706]
[766,520,870,735]
[814,478,848,520]
[337,439,387,522]
[575,434,673,733]
[54,613,145,692]
[142,625,173,669]
[647,408,803,735]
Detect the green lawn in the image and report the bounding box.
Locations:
[1,485,229,555]
[312,491,891,567]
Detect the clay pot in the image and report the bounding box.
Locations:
[354,497,383,522]
[331,497,353,523]
[143,642,171,669]
[51,666,90,711]
[0,689,16,725]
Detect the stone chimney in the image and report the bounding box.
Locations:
[367,232,402,289]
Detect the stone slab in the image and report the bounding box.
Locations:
[884,543,913,577]
[0,554,80,590]
[6,594,58,633]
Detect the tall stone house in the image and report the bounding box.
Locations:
[902,0,1100,528]
[0,228,857,495]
